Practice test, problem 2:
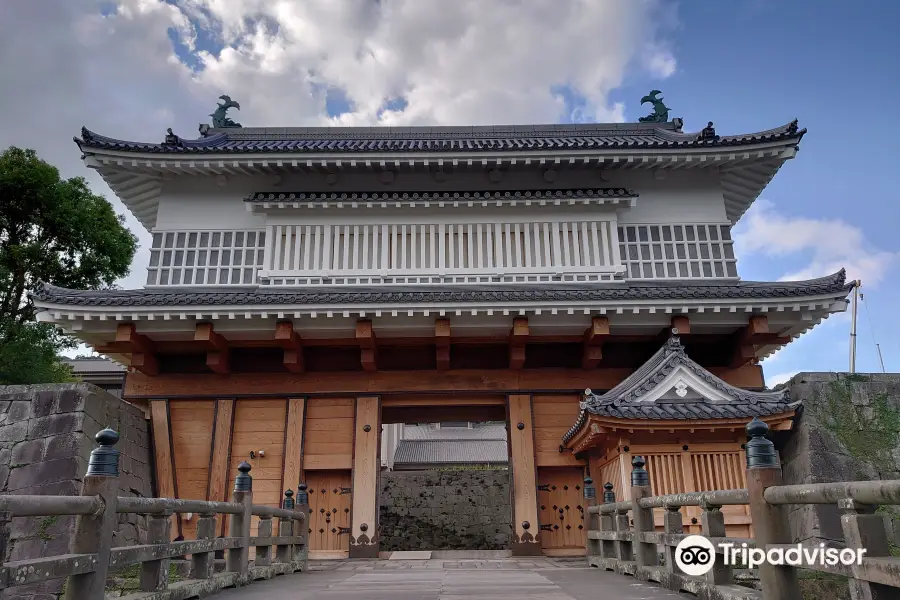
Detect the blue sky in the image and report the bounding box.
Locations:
[3,0,897,381]
[167,0,900,381]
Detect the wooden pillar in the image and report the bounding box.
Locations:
[508,394,541,555]
[281,398,306,494]
[149,399,178,538]
[207,399,235,536]
[349,396,380,558]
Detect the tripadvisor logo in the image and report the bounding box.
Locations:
[674,535,867,576]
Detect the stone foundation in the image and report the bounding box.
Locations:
[781,372,900,546]
[0,383,153,599]
[379,469,512,551]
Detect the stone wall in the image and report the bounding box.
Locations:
[0,383,153,599]
[379,469,511,551]
[780,372,900,546]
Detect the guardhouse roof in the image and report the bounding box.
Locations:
[562,335,800,444]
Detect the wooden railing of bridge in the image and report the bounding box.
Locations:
[582,418,900,600]
[0,429,308,600]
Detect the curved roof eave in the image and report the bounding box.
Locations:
[72,120,805,156]
[29,269,852,310]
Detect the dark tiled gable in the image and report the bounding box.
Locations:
[31,270,852,308]
[562,336,800,443]
[74,120,804,154]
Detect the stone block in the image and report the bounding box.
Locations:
[43,432,91,464]
[6,457,86,491]
[27,413,83,440]
[55,389,86,414]
[0,423,28,444]
[7,401,31,423]
[11,439,44,465]
[31,391,57,418]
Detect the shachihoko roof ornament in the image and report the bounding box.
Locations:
[639,90,670,123]
[210,95,241,128]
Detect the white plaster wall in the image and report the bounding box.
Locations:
[150,166,728,233]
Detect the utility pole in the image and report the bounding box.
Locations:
[849,280,861,373]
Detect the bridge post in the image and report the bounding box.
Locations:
[700,499,731,585]
[745,417,801,600]
[600,483,616,560]
[295,482,309,571]
[614,486,632,564]
[256,515,273,567]
[583,477,599,557]
[838,498,897,600]
[630,456,658,569]
[227,461,253,583]
[192,510,217,579]
[662,503,682,573]
[277,489,295,566]
[64,429,121,600]
[141,508,173,591]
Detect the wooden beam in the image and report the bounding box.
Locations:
[195,322,228,351]
[113,324,158,375]
[275,321,304,373]
[671,315,691,336]
[509,317,529,370]
[582,316,609,369]
[125,363,766,398]
[131,352,159,376]
[195,323,230,374]
[730,315,790,367]
[356,320,377,372]
[116,323,153,352]
[656,315,691,344]
[435,319,451,371]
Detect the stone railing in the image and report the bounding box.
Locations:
[583,417,900,600]
[0,429,308,600]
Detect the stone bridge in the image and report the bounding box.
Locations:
[2,419,900,600]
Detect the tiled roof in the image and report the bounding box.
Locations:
[74,120,804,155]
[393,440,509,466]
[245,188,637,204]
[562,336,799,444]
[402,424,507,441]
[64,357,126,374]
[31,270,852,308]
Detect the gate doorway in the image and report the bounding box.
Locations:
[306,470,352,558]
[537,467,587,556]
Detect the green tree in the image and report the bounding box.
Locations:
[0,146,137,384]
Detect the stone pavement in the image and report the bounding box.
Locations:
[215,558,689,599]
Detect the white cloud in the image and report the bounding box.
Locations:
[766,371,799,388]
[733,200,897,287]
[1,0,679,293]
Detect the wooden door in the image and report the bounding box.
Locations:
[537,467,587,556]
[306,470,352,558]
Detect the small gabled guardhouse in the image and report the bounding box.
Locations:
[32,91,854,557]
[563,333,800,537]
